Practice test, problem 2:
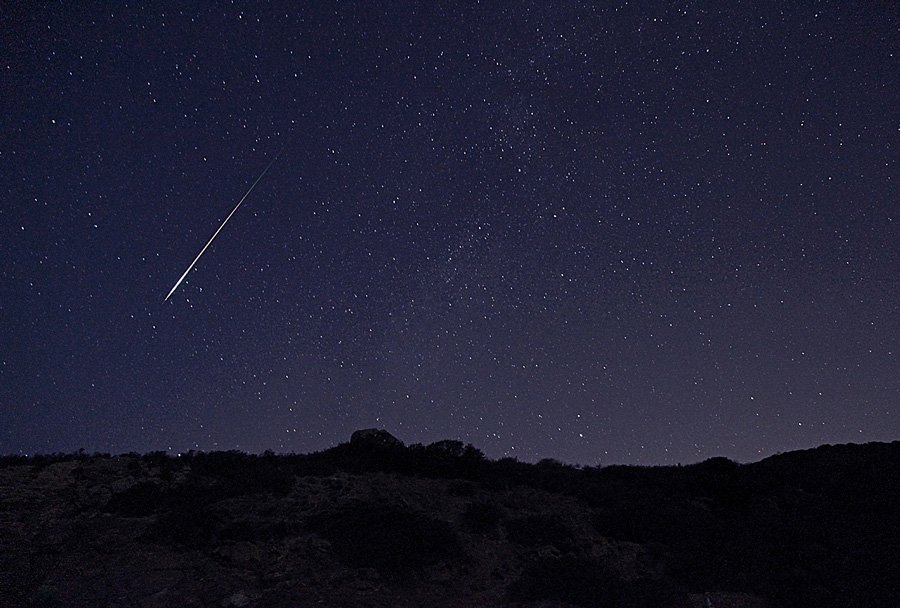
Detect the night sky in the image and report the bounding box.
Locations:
[2,2,897,465]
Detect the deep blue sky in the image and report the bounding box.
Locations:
[2,2,897,464]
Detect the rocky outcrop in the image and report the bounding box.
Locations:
[2,437,897,607]
[349,428,404,449]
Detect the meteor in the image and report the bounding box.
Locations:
[164,153,280,301]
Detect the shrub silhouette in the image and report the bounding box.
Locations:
[189,451,294,497]
[219,519,296,543]
[103,481,166,517]
[446,480,477,497]
[506,514,577,552]
[510,555,688,608]
[508,556,621,606]
[316,439,487,480]
[0,454,30,468]
[131,482,227,549]
[619,577,691,608]
[307,502,464,577]
[142,497,221,550]
[426,439,466,458]
[461,500,504,534]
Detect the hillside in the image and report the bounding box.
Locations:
[1,431,898,608]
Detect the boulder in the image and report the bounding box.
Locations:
[350,429,404,449]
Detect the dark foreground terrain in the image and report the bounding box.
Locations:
[1,431,898,608]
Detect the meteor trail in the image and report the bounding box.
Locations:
[164,154,280,301]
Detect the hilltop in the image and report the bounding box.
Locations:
[1,431,898,607]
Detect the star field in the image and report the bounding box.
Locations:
[1,2,897,464]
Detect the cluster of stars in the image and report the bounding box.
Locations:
[1,2,896,464]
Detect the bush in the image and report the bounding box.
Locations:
[506,514,577,552]
[427,440,465,458]
[103,481,166,517]
[0,454,30,468]
[462,501,503,534]
[190,451,295,497]
[508,556,620,606]
[509,556,689,608]
[447,481,476,497]
[135,483,225,549]
[307,502,465,577]
[219,519,297,543]
[142,499,221,550]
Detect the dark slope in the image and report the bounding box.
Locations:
[1,435,897,607]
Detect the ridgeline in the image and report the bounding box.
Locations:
[1,431,898,607]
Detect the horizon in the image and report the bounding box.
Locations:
[6,432,898,469]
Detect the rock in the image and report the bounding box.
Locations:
[74,483,112,509]
[30,583,62,607]
[214,541,263,564]
[222,590,250,607]
[349,429,404,449]
[689,591,770,608]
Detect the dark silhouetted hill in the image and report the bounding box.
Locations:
[0,432,897,607]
